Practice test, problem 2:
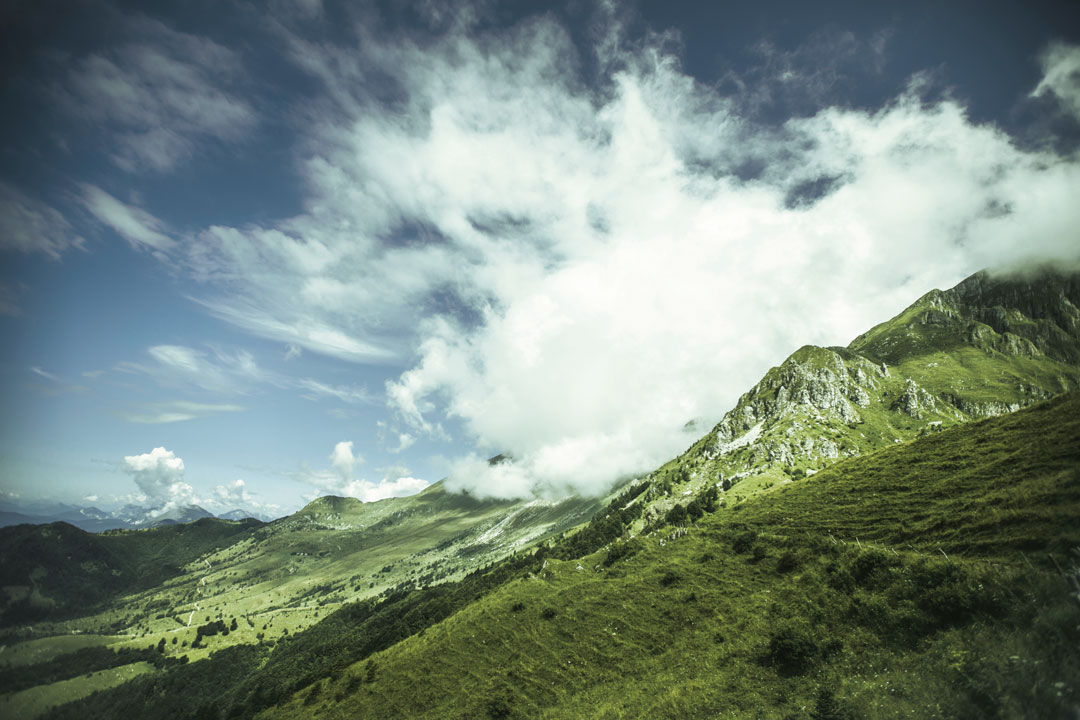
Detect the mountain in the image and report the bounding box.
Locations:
[3,266,1079,719]
[0,478,608,632]
[217,510,275,522]
[0,502,128,533]
[0,517,264,626]
[245,391,1079,720]
[110,503,216,528]
[0,501,232,532]
[640,267,1080,515]
[142,505,215,527]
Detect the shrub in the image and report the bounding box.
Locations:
[540,607,557,620]
[776,551,799,573]
[485,694,513,719]
[660,571,680,587]
[603,539,641,567]
[810,687,854,720]
[666,504,688,526]
[767,621,821,675]
[732,530,757,554]
[849,548,896,587]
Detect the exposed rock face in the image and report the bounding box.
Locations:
[946,268,1080,353]
[711,347,881,444]
[892,378,937,419]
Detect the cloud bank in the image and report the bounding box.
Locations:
[102,12,1080,500]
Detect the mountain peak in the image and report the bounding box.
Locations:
[647,266,1080,508]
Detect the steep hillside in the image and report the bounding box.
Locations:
[644,268,1080,512]
[38,392,1080,720]
[250,392,1077,720]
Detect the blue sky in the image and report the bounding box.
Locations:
[2,0,1079,518]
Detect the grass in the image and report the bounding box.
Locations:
[241,392,1079,719]
[0,661,156,720]
[18,394,1080,719]
[0,634,116,667]
[735,392,1080,563]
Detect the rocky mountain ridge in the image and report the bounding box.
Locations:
[643,267,1080,508]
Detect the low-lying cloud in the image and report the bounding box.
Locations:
[292,441,429,503]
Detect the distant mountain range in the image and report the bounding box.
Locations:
[0,500,275,531]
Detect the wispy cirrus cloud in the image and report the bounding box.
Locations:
[117,344,279,395]
[122,400,246,424]
[77,184,174,252]
[297,378,374,404]
[0,183,84,259]
[56,15,256,173]
[116,342,379,416]
[28,366,89,396]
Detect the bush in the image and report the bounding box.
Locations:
[776,551,799,573]
[603,539,641,567]
[849,548,897,587]
[732,530,758,554]
[485,694,513,719]
[540,607,557,620]
[810,687,854,720]
[767,621,821,675]
[660,571,679,587]
[665,504,688,526]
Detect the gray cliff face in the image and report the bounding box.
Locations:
[940,269,1080,363]
[892,378,937,419]
[712,347,881,446]
[695,347,888,483]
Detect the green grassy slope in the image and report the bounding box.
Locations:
[0,477,609,688]
[253,392,1080,720]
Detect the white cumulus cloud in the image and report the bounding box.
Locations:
[122,446,197,512]
[329,440,362,480]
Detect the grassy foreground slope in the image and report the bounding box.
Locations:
[259,392,1080,720]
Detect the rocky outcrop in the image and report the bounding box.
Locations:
[891,378,937,419]
[941,269,1080,363]
[710,347,882,448]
